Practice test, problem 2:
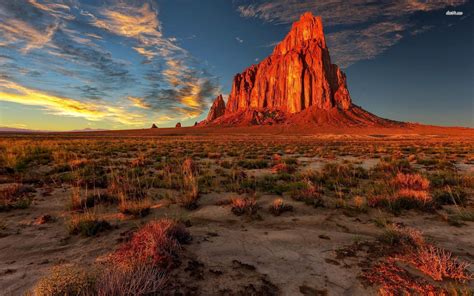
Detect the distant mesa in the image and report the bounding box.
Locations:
[175,122,182,128]
[151,123,158,129]
[200,12,403,127]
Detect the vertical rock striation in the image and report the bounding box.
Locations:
[225,12,352,115]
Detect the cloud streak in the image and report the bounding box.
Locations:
[0,79,145,125]
[236,0,467,67]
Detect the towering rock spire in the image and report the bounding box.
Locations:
[201,12,399,127]
[224,12,351,115]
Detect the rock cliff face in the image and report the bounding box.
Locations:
[206,94,226,122]
[202,12,401,127]
[225,12,351,114]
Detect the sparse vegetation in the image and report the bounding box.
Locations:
[68,211,112,236]
[231,197,258,216]
[0,134,472,295]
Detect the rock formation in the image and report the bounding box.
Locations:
[202,12,401,127]
[175,122,182,128]
[206,94,226,122]
[151,123,158,129]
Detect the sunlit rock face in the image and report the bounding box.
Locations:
[206,94,226,122]
[225,12,352,114]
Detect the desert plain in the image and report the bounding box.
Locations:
[0,126,473,295]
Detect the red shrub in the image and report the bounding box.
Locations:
[394,173,430,191]
[109,219,190,269]
[401,245,472,282]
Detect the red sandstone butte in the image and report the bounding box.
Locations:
[202,12,402,127]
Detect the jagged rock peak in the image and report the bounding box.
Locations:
[206,94,226,122]
[273,12,326,56]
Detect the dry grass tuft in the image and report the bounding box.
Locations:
[179,158,199,209]
[0,183,33,211]
[33,265,97,296]
[118,198,151,217]
[269,198,293,216]
[231,197,258,216]
[96,264,167,296]
[68,211,111,236]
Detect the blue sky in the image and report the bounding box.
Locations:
[0,0,472,130]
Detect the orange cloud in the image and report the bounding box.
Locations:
[128,96,151,109]
[0,19,58,53]
[0,79,146,125]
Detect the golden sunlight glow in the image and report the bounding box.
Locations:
[0,79,146,125]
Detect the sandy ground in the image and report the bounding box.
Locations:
[1,183,473,295]
[0,129,473,295]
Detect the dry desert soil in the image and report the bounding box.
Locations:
[0,126,473,295]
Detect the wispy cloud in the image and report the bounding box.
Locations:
[236,0,467,67]
[0,18,58,53]
[87,1,219,117]
[128,96,151,109]
[0,79,146,125]
[0,0,220,127]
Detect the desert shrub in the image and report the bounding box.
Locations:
[271,163,296,174]
[119,199,151,217]
[69,188,117,211]
[178,158,199,209]
[313,163,368,192]
[290,181,323,207]
[367,173,433,213]
[378,225,425,247]
[433,187,468,206]
[231,197,258,216]
[75,164,108,188]
[68,212,111,236]
[405,245,471,282]
[12,146,53,172]
[269,198,293,216]
[0,183,33,211]
[428,171,463,187]
[373,224,472,291]
[372,158,412,176]
[96,264,167,296]
[109,219,190,269]
[33,265,97,296]
[393,173,430,191]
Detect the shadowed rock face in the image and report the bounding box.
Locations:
[225,12,352,114]
[206,94,226,121]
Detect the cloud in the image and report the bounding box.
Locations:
[327,22,406,68]
[128,96,151,109]
[236,37,244,43]
[0,0,220,127]
[0,79,146,125]
[87,1,219,117]
[0,18,58,53]
[235,0,467,67]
